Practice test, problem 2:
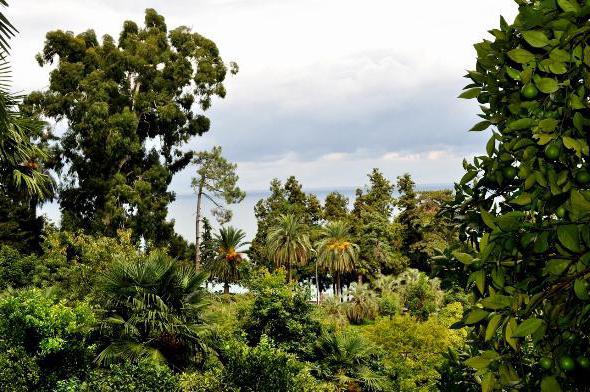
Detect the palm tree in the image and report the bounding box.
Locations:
[0,1,51,198]
[206,226,248,294]
[97,252,210,370]
[266,213,312,282]
[313,331,391,391]
[315,220,358,300]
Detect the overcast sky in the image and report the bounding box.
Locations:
[7,0,517,193]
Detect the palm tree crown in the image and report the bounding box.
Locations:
[206,226,248,294]
[97,252,209,370]
[315,220,359,298]
[266,213,312,282]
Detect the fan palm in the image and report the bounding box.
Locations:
[266,213,312,282]
[315,220,358,299]
[313,331,390,392]
[0,1,51,198]
[97,252,210,370]
[206,226,248,294]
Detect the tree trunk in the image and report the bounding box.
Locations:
[315,262,320,305]
[223,282,230,295]
[337,273,342,302]
[357,274,363,285]
[287,262,292,283]
[194,179,204,270]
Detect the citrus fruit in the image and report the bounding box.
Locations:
[521,84,539,99]
[556,206,566,218]
[576,170,590,185]
[544,144,560,160]
[539,357,553,370]
[559,356,575,371]
[503,166,517,179]
[577,356,590,369]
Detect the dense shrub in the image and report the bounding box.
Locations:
[55,362,179,392]
[345,283,379,324]
[0,288,96,390]
[0,346,40,392]
[363,302,465,391]
[242,269,321,357]
[220,336,326,392]
[0,245,38,289]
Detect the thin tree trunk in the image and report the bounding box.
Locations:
[315,262,320,305]
[337,273,342,302]
[357,274,363,285]
[194,179,204,270]
[223,282,230,295]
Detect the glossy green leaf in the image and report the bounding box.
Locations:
[522,30,550,48]
[557,224,581,252]
[513,318,544,337]
[458,88,482,99]
[507,48,535,64]
[535,77,559,94]
[485,314,503,341]
[541,376,562,392]
[465,308,489,324]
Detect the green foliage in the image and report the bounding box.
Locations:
[449,0,590,389]
[192,145,245,224]
[0,245,39,289]
[55,361,179,392]
[352,169,407,277]
[96,252,209,369]
[179,368,232,392]
[250,176,322,270]
[345,283,379,324]
[219,336,326,392]
[206,226,248,293]
[363,303,466,392]
[24,9,233,248]
[34,230,141,299]
[0,346,40,392]
[312,331,391,392]
[266,213,312,282]
[316,220,359,297]
[242,269,321,357]
[0,288,96,390]
[323,191,349,222]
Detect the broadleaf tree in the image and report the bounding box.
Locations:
[448,1,590,390]
[23,9,237,252]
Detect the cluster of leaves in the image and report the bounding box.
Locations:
[22,9,235,254]
[448,0,590,390]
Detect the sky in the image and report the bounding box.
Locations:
[7,0,519,195]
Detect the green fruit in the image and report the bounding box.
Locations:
[521,84,539,99]
[539,357,553,370]
[544,144,560,160]
[563,331,576,343]
[556,206,567,218]
[577,356,590,369]
[576,170,590,185]
[560,356,575,371]
[503,166,517,179]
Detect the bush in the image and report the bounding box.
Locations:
[55,362,179,392]
[0,245,39,290]
[242,269,321,357]
[0,288,97,390]
[363,302,466,391]
[179,368,231,392]
[378,291,402,317]
[0,346,40,392]
[220,336,325,392]
[345,283,379,324]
